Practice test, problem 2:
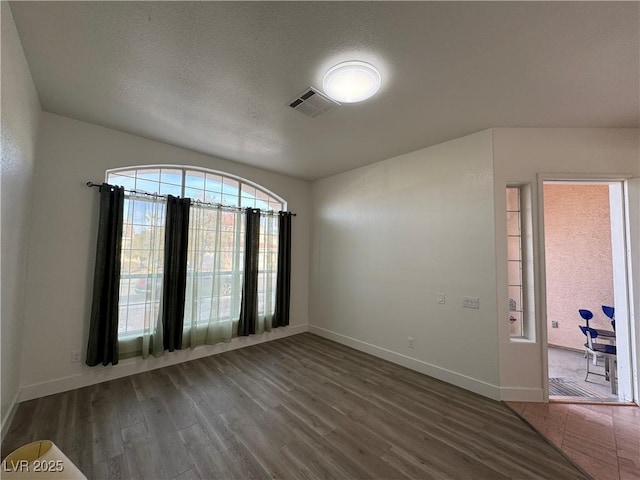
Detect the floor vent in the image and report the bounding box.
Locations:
[288,87,339,118]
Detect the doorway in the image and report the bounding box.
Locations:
[542,180,633,402]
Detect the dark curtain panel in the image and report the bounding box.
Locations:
[162,195,191,351]
[238,208,261,336]
[86,184,125,366]
[273,212,292,328]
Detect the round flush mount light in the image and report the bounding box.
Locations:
[322,60,381,103]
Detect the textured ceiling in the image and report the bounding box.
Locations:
[9,1,640,180]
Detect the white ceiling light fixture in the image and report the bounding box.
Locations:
[322,60,381,103]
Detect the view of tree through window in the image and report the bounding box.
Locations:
[106,167,284,337]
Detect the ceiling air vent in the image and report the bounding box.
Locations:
[288,87,339,118]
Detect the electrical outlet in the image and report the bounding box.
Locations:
[70,350,81,363]
[461,296,480,309]
[437,293,446,304]
[551,321,559,328]
[408,337,415,349]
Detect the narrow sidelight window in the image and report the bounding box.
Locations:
[507,186,525,338]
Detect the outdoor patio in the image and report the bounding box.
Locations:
[548,346,618,401]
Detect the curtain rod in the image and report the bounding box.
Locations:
[86,182,296,216]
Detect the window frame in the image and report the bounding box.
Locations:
[507,186,525,338]
[506,184,535,342]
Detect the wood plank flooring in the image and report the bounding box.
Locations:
[2,333,587,479]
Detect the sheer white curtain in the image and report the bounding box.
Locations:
[183,205,240,347]
[119,194,166,359]
[256,213,279,333]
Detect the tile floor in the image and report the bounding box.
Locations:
[507,401,640,480]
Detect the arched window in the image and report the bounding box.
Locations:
[107,166,284,210]
[106,166,285,347]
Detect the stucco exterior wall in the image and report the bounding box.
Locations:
[544,184,614,350]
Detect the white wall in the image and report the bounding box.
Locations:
[310,130,501,398]
[493,128,640,401]
[310,127,639,403]
[1,3,41,435]
[544,184,614,350]
[19,113,310,400]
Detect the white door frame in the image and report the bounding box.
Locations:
[537,173,638,403]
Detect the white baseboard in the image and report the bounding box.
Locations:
[1,390,20,444]
[309,325,501,400]
[19,324,308,402]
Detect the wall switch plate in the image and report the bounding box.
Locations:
[437,293,446,304]
[408,337,415,349]
[70,350,81,363]
[461,296,480,309]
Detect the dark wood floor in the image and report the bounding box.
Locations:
[3,333,587,479]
